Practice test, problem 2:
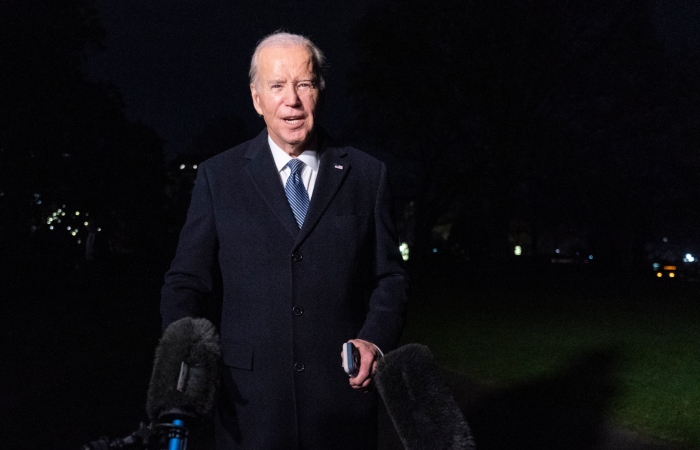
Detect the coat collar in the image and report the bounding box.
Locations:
[244,129,350,243]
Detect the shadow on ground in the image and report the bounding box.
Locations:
[379,350,693,450]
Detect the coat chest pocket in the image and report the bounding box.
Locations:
[334,214,369,229]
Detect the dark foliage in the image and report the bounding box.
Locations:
[0,0,166,254]
[348,0,700,265]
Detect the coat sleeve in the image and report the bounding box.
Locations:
[160,166,219,331]
[356,162,409,352]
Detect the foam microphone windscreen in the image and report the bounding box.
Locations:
[146,317,221,423]
[374,343,476,450]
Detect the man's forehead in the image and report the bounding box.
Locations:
[259,45,314,71]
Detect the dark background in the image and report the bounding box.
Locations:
[1,1,699,448]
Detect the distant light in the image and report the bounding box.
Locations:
[75,211,80,216]
[77,240,81,244]
[399,242,409,261]
[514,245,522,256]
[49,226,54,230]
[84,222,89,226]
[61,212,65,216]
[656,272,662,278]
[67,226,71,231]
[97,228,102,232]
[33,193,40,197]
[664,266,677,271]
[669,272,676,278]
[555,249,560,254]
[36,200,42,205]
[180,164,186,170]
[193,165,198,169]
[433,248,438,253]
[588,255,593,260]
[663,237,668,243]
[652,263,660,269]
[684,253,695,263]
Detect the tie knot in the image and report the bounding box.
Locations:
[287,159,305,175]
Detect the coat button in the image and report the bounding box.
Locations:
[291,251,303,262]
[292,305,304,316]
[294,362,305,372]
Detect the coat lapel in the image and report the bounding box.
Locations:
[297,140,349,244]
[244,131,300,238]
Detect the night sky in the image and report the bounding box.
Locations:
[83,0,375,158]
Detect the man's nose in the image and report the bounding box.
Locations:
[283,85,301,105]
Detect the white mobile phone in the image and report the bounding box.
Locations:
[342,342,359,377]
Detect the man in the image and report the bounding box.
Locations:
[161,31,408,449]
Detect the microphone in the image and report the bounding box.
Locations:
[146,317,221,449]
[81,422,157,450]
[374,343,476,450]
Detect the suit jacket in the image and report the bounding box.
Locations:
[161,129,408,449]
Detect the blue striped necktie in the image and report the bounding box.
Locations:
[285,159,309,228]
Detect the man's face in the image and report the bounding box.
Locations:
[251,45,320,156]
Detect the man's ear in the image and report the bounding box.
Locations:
[250,84,263,116]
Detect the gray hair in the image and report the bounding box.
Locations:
[249,31,326,90]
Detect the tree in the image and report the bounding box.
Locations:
[0,0,165,254]
[347,0,693,266]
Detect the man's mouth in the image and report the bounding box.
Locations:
[284,117,304,125]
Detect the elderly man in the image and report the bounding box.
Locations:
[161,31,408,449]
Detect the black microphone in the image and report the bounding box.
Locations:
[146,317,221,449]
[81,422,157,450]
[374,343,476,450]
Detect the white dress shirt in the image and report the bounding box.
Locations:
[268,136,319,199]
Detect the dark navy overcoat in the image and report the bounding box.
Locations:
[161,129,408,449]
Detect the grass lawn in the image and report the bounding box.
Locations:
[402,262,700,447]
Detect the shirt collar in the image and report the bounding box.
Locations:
[268,135,319,173]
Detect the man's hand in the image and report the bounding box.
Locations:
[343,339,380,391]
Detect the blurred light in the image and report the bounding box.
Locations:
[67,226,71,231]
[432,248,438,253]
[514,245,522,256]
[97,228,102,232]
[684,254,695,263]
[180,164,186,170]
[77,240,81,244]
[588,255,593,260]
[49,226,54,230]
[75,211,80,216]
[33,193,40,197]
[669,272,675,278]
[663,237,668,243]
[36,200,42,205]
[193,165,198,169]
[555,249,560,254]
[84,222,89,226]
[656,272,662,278]
[61,212,66,216]
[399,242,409,261]
[664,266,676,271]
[652,263,660,269]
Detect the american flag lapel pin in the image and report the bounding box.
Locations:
[334,164,343,170]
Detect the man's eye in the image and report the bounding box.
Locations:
[298,82,314,90]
